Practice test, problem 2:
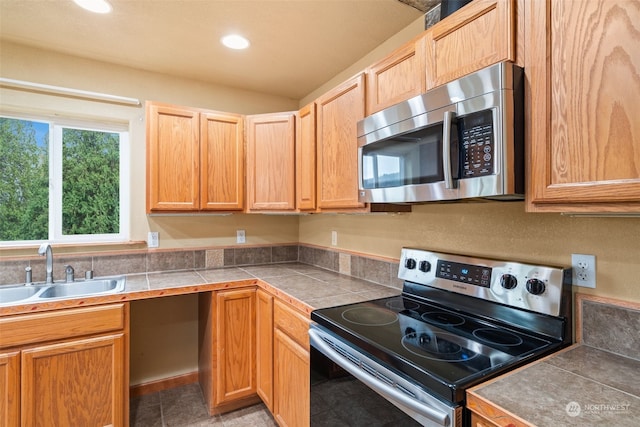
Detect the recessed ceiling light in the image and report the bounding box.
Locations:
[221,34,250,50]
[73,0,112,14]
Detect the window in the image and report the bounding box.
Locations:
[0,114,129,245]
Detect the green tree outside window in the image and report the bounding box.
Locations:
[0,117,124,243]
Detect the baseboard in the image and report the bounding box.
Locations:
[130,371,199,397]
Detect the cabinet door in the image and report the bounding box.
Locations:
[467,389,523,427]
[273,300,310,427]
[256,290,273,411]
[21,334,126,427]
[146,102,200,212]
[366,35,426,115]
[213,289,257,406]
[425,0,515,89]
[273,328,309,427]
[296,103,317,211]
[0,351,19,427]
[526,0,640,212]
[200,111,245,211]
[246,113,296,211]
[316,73,366,210]
[470,412,501,427]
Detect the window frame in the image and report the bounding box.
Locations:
[0,112,131,246]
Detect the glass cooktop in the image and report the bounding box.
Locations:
[311,295,558,403]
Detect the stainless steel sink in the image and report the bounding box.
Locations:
[0,276,126,306]
[39,278,125,299]
[0,285,47,305]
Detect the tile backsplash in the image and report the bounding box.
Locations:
[580,297,640,361]
[0,244,402,289]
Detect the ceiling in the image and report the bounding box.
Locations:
[0,0,428,100]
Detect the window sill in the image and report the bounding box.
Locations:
[0,241,148,259]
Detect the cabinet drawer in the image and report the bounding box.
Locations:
[274,300,310,349]
[0,304,126,349]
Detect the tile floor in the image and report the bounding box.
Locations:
[130,383,277,427]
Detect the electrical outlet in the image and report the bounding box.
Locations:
[236,229,246,244]
[148,231,159,248]
[331,231,338,246]
[572,254,596,288]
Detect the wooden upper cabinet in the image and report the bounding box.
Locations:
[246,113,296,212]
[296,103,317,211]
[425,0,515,89]
[146,102,200,212]
[200,111,244,211]
[316,73,366,210]
[526,0,640,212]
[366,35,426,115]
[146,101,245,212]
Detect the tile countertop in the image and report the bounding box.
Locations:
[0,262,401,317]
[467,344,640,427]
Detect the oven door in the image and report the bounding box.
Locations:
[358,105,459,204]
[310,325,461,427]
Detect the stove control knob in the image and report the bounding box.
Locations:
[500,274,518,290]
[419,260,431,273]
[419,334,431,345]
[405,258,417,269]
[526,278,546,295]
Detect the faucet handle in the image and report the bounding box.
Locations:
[25,266,33,285]
[64,265,75,283]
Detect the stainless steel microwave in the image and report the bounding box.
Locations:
[357,61,524,204]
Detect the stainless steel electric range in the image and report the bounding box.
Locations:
[309,248,572,427]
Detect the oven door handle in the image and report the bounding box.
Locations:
[442,110,456,190]
[309,328,451,427]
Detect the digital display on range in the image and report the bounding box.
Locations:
[436,260,492,288]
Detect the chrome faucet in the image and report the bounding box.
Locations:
[38,243,54,284]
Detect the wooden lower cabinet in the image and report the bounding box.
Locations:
[199,287,311,425]
[273,329,309,427]
[256,290,274,411]
[0,351,19,427]
[22,334,126,427]
[272,300,310,427]
[467,389,526,427]
[0,303,129,427]
[470,411,501,427]
[198,288,261,415]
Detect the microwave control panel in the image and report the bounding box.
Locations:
[459,110,494,178]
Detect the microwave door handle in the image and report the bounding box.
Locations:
[442,110,456,190]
